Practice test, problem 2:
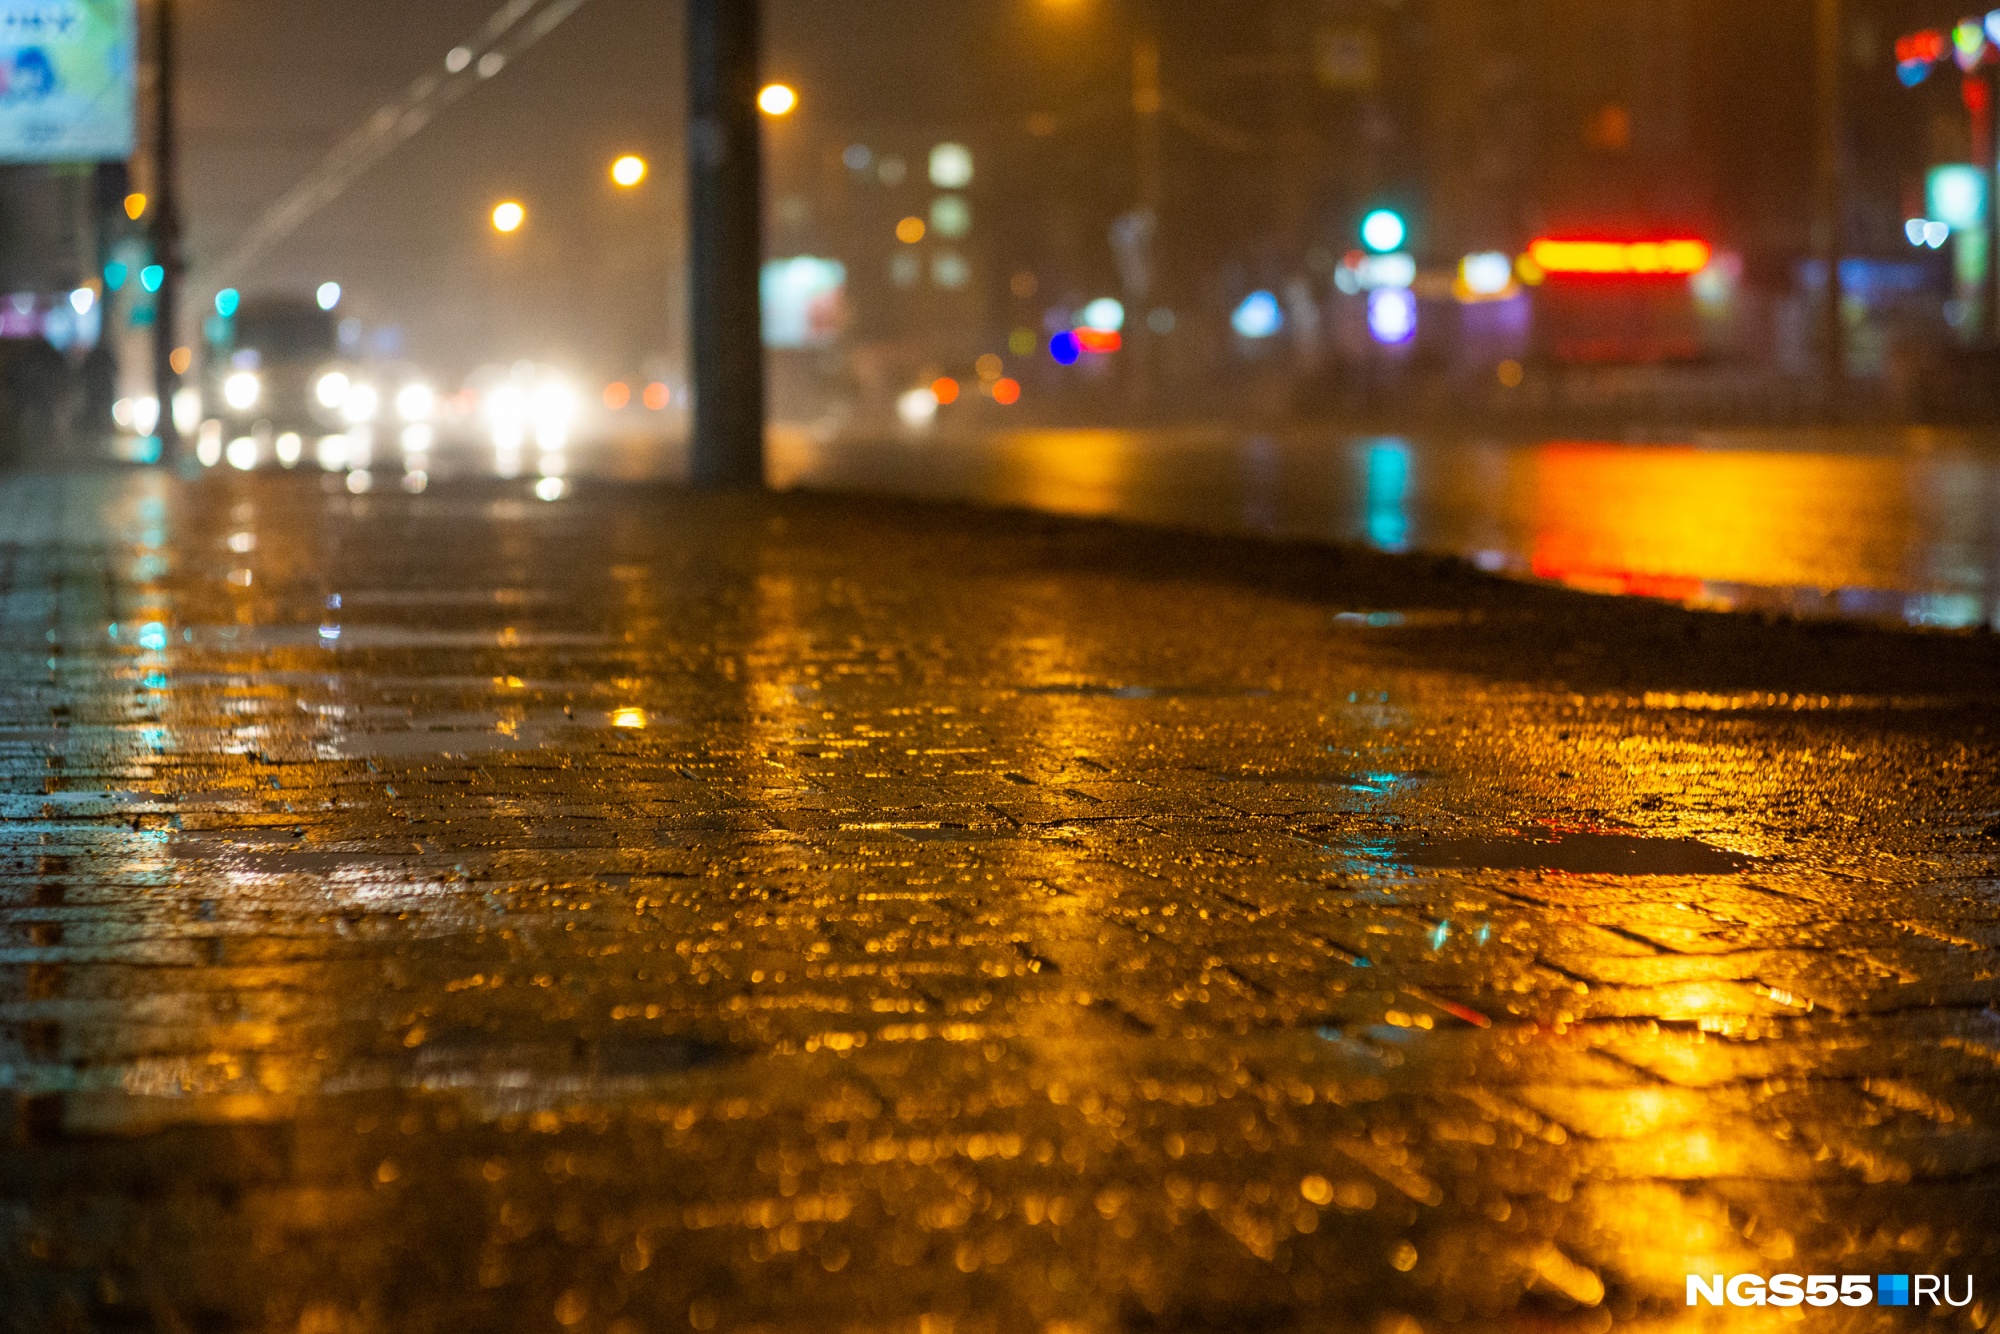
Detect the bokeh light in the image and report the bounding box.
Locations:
[1361,208,1407,253]
[1231,290,1283,339]
[1081,298,1127,332]
[929,143,975,189]
[1368,287,1419,344]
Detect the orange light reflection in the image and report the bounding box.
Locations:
[1528,444,1916,597]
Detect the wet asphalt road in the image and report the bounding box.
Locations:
[4,469,2000,1334]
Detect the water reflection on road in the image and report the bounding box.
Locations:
[754,427,2000,629]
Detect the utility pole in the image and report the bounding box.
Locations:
[1814,0,1845,396]
[151,0,184,460]
[686,0,765,489]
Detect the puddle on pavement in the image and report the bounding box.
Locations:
[1395,829,1751,874]
[1016,682,1273,700]
[320,709,681,758]
[1222,768,1413,794]
[187,625,612,651]
[1332,610,1483,629]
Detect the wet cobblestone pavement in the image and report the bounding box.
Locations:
[4,470,2000,1334]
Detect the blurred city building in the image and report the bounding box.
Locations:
[764,0,1996,432]
[7,0,2000,463]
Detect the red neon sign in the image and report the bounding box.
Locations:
[1527,238,1712,277]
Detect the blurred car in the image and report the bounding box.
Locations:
[201,296,451,470]
[204,295,343,437]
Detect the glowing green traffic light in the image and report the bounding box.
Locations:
[1362,209,1407,254]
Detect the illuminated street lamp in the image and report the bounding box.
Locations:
[492,200,526,233]
[758,83,798,116]
[610,155,647,188]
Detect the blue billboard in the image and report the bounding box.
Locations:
[0,0,136,163]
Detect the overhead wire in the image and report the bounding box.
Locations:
[205,0,593,287]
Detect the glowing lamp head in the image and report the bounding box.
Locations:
[492,200,526,234]
[1361,209,1407,254]
[316,282,342,311]
[758,83,798,116]
[611,155,647,188]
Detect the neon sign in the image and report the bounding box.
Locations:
[1526,239,1713,277]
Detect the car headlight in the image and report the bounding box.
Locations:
[396,382,435,424]
[341,382,380,425]
[223,371,261,412]
[315,371,351,410]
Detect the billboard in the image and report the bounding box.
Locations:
[0,0,136,163]
[761,257,847,349]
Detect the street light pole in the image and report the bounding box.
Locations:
[152,0,184,460]
[687,0,766,489]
